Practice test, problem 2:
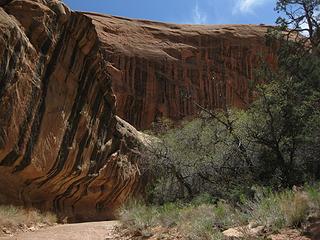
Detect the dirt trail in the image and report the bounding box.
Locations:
[0,221,120,240]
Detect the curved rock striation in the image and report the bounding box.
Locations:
[0,0,149,221]
[85,13,276,129]
[0,0,276,221]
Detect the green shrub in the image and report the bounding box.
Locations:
[246,188,311,230]
[119,185,320,238]
[246,189,285,229]
[178,204,221,240]
[213,201,246,229]
[279,191,309,227]
[118,200,159,231]
[306,183,320,216]
[191,193,215,206]
[156,202,182,227]
[119,198,245,239]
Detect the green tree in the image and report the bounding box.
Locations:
[143,0,320,203]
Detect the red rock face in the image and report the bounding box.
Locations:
[86,13,276,129]
[0,0,276,221]
[0,0,149,222]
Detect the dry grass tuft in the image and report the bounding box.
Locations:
[0,205,57,235]
[119,184,320,239]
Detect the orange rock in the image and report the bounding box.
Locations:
[85,13,277,129]
[0,0,149,221]
[0,0,276,221]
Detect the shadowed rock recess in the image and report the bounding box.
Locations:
[0,0,274,221]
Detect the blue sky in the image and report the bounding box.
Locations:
[63,0,278,25]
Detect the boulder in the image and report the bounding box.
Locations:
[223,225,265,238]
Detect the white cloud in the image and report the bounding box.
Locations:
[192,2,208,24]
[233,0,269,14]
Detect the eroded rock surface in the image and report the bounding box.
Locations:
[85,13,276,129]
[0,0,275,221]
[0,0,149,221]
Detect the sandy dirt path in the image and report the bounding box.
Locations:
[0,221,120,240]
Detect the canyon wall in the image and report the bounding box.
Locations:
[0,0,275,221]
[85,13,276,129]
[0,0,149,221]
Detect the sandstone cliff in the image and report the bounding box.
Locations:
[0,0,149,221]
[85,13,276,129]
[0,0,275,221]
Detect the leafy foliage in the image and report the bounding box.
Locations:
[120,1,320,238]
[141,0,320,203]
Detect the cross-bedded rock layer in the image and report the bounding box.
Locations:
[0,0,275,221]
[0,0,149,222]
